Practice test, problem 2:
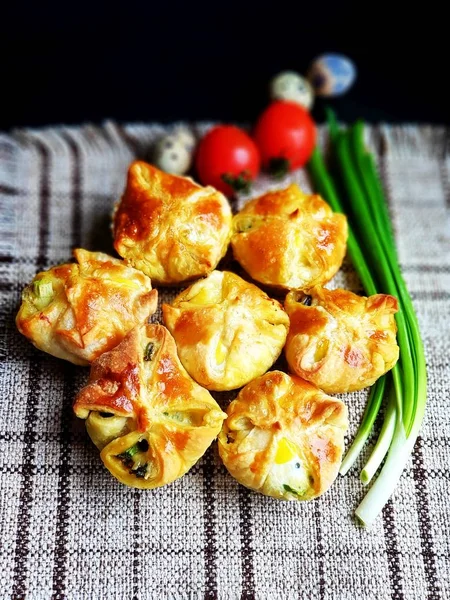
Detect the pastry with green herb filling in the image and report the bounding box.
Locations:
[218,371,348,500]
[230,184,348,291]
[162,270,289,391]
[16,248,157,365]
[73,323,226,489]
[284,286,399,393]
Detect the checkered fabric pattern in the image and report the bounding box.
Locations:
[0,122,448,600]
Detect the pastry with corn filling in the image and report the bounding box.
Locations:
[113,161,232,285]
[162,270,289,391]
[16,248,158,365]
[230,184,348,290]
[218,371,348,500]
[284,287,399,394]
[73,323,226,488]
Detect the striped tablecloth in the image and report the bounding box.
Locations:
[0,122,448,600]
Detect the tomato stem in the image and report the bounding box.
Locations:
[267,157,290,179]
[221,171,253,194]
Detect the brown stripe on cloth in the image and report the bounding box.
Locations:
[382,499,405,600]
[11,137,50,600]
[238,486,255,599]
[440,147,450,210]
[114,123,141,158]
[411,437,441,600]
[402,265,450,274]
[0,183,20,196]
[132,488,141,600]
[202,447,218,599]
[410,291,450,301]
[314,501,326,600]
[51,360,78,600]
[50,131,83,600]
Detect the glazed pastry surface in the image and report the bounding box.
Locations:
[284,287,399,393]
[16,248,157,365]
[162,270,290,391]
[74,323,226,488]
[231,184,348,290]
[218,371,348,500]
[113,161,232,284]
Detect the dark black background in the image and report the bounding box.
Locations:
[1,1,446,130]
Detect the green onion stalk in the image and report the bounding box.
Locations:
[308,113,427,526]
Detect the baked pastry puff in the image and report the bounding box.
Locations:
[162,271,289,391]
[231,184,348,290]
[218,371,348,500]
[16,249,157,365]
[113,161,232,285]
[73,324,226,489]
[284,287,400,394]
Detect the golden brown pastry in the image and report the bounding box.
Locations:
[16,249,157,365]
[73,324,226,489]
[113,161,232,285]
[218,371,348,500]
[162,270,289,391]
[284,287,399,393]
[230,184,348,290]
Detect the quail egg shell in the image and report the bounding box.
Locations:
[308,53,356,97]
[153,135,192,175]
[173,127,196,152]
[270,70,314,110]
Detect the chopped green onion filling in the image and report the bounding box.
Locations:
[116,439,149,473]
[283,484,305,497]
[144,342,154,362]
[136,439,149,452]
[33,280,53,298]
[134,464,148,479]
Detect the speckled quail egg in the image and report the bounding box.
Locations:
[173,127,196,153]
[153,134,192,175]
[270,70,314,110]
[308,54,356,97]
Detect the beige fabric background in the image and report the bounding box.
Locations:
[0,123,448,600]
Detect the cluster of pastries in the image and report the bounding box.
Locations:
[16,162,400,501]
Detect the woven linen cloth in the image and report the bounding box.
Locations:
[0,122,449,600]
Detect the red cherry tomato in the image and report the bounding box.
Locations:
[195,125,260,196]
[254,101,316,175]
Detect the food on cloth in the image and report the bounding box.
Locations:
[307,53,356,97]
[16,249,158,366]
[113,161,232,285]
[230,184,347,291]
[162,270,289,391]
[284,287,400,394]
[195,125,260,196]
[73,323,226,489]
[253,100,316,176]
[218,371,348,500]
[269,70,314,110]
